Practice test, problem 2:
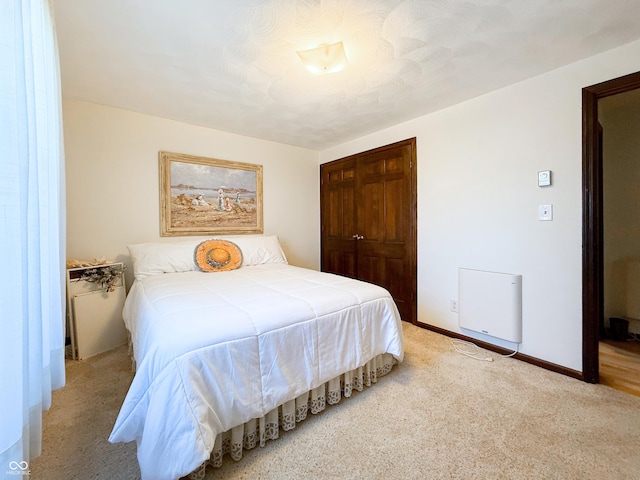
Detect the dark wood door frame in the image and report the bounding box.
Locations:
[582,71,640,383]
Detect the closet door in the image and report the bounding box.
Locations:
[320,138,416,323]
[355,141,414,323]
[321,158,357,278]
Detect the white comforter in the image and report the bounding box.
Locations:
[109,264,404,480]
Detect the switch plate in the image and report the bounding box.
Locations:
[450,299,458,312]
[539,204,553,221]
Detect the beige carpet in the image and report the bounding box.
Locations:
[30,323,640,480]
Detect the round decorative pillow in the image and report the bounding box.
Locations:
[194,239,243,272]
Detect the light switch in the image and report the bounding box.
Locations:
[538,204,553,221]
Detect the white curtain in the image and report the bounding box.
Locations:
[0,0,66,477]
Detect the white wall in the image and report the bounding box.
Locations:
[319,40,640,371]
[64,101,320,288]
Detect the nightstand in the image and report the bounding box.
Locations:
[66,262,128,360]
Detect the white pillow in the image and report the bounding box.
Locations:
[217,234,288,266]
[128,235,288,279]
[128,239,200,280]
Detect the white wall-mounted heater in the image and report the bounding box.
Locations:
[458,268,522,343]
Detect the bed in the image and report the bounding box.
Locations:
[108,235,404,480]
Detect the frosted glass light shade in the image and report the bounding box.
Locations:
[296,42,348,75]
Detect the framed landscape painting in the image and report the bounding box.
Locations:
[159,151,263,236]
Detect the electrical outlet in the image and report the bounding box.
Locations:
[450,299,458,313]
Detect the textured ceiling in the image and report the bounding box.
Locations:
[52,0,640,150]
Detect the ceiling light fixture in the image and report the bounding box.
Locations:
[296,41,348,75]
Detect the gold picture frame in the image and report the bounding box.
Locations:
[159,151,263,236]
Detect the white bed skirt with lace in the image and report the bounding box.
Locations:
[185,353,396,480]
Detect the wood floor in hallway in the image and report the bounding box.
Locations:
[599,339,640,397]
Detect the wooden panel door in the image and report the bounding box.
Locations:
[321,158,357,278]
[356,141,415,323]
[321,138,416,323]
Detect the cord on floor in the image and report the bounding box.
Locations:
[450,338,519,361]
